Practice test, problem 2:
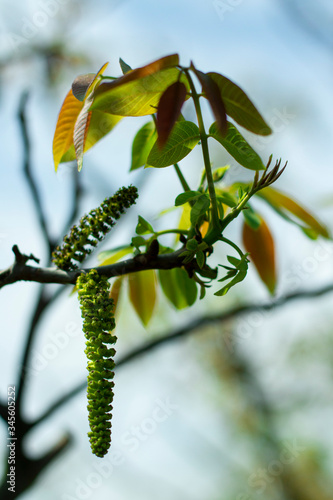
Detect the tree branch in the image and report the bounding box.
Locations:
[18,93,56,254]
[0,247,187,289]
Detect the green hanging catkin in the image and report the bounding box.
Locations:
[52,185,138,271]
[77,269,117,458]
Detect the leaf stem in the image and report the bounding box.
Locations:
[219,185,255,232]
[219,235,245,259]
[183,68,220,232]
[173,163,191,192]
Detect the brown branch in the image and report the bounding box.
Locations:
[18,93,56,254]
[0,246,187,289]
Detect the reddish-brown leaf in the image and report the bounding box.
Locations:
[191,64,228,136]
[156,81,187,149]
[242,215,277,295]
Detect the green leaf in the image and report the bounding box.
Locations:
[196,250,205,269]
[119,58,132,74]
[130,121,157,171]
[242,206,262,229]
[175,190,202,206]
[215,254,249,296]
[91,65,189,117]
[131,236,147,249]
[212,165,230,182]
[136,216,154,235]
[209,121,265,171]
[128,270,157,325]
[158,268,197,309]
[190,194,210,226]
[147,121,200,168]
[208,72,272,136]
[186,238,198,251]
[216,190,238,208]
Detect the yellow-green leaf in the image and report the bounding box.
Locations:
[59,111,122,163]
[242,215,277,295]
[158,268,197,309]
[130,121,157,171]
[53,63,112,171]
[147,121,200,168]
[109,276,124,318]
[91,67,188,117]
[128,270,157,326]
[256,187,330,239]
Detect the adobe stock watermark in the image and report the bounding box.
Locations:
[236,439,305,499]
[22,321,81,380]
[222,238,333,353]
[3,0,71,53]
[213,0,244,21]
[61,396,179,500]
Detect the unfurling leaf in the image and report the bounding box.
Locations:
[158,267,197,309]
[130,121,157,171]
[156,81,187,148]
[191,64,227,136]
[128,270,157,326]
[119,58,132,74]
[208,72,272,136]
[190,195,210,226]
[175,191,202,206]
[242,215,277,295]
[215,254,249,296]
[53,62,112,171]
[147,121,200,168]
[209,121,265,171]
[256,187,330,239]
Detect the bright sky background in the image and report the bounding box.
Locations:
[1,0,333,498]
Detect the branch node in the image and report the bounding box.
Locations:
[12,245,40,265]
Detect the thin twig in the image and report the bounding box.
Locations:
[18,92,55,254]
